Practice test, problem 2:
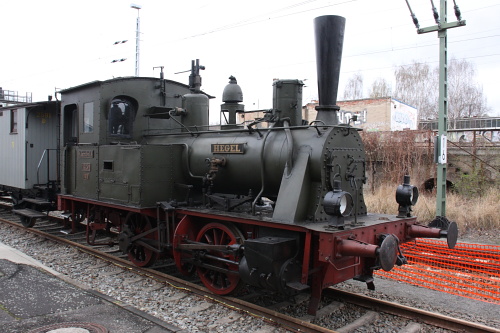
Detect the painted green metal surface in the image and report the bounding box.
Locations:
[415,0,466,217]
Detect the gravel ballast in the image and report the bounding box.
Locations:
[0,222,498,332]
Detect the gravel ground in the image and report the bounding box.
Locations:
[457,229,500,245]
[0,225,287,333]
[0,222,498,332]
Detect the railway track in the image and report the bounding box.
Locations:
[0,206,498,333]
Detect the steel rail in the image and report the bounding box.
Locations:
[326,288,500,333]
[0,216,333,333]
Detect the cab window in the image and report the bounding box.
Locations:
[83,102,94,133]
[108,98,136,137]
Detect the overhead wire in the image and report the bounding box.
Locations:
[183,0,324,38]
[176,0,358,41]
[3,0,500,90]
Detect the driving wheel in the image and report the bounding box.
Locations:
[125,213,158,267]
[195,222,244,295]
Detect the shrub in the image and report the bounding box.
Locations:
[363,182,500,232]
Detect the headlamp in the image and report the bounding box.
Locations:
[396,175,419,218]
[323,180,353,227]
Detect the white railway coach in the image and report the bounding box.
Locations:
[0,101,59,204]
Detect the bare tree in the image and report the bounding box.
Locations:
[394,61,438,120]
[343,72,364,100]
[394,58,489,122]
[447,57,489,127]
[368,77,392,98]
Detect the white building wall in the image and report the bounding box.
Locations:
[391,99,418,131]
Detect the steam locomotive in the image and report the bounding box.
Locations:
[0,15,457,314]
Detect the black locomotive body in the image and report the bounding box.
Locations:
[6,15,457,314]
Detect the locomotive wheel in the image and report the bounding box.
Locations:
[172,215,197,275]
[20,216,36,228]
[125,213,158,267]
[195,222,244,295]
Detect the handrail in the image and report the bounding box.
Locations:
[36,149,57,185]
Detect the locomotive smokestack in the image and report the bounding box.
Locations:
[314,15,346,125]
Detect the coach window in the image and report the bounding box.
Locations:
[83,102,94,133]
[108,97,136,137]
[10,109,17,133]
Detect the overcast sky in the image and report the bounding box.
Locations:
[1,0,499,121]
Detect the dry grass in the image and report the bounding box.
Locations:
[364,183,500,232]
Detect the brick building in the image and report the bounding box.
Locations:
[303,97,418,131]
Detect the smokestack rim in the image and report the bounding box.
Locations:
[315,105,340,111]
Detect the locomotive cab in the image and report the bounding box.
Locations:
[59,77,194,206]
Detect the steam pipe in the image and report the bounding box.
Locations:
[314,15,346,125]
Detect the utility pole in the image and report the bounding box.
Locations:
[404,0,465,218]
[131,4,142,77]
